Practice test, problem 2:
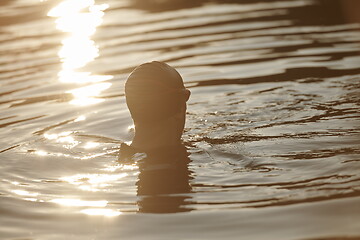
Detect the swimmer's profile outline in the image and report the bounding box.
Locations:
[118,61,193,213]
[119,61,191,160]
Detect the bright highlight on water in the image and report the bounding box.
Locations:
[0,0,359,239]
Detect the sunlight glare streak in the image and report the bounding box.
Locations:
[103,164,138,172]
[61,173,128,191]
[59,38,99,69]
[57,136,77,143]
[48,0,112,105]
[84,142,100,149]
[67,82,112,106]
[36,150,48,156]
[88,173,128,184]
[51,198,108,207]
[81,208,122,217]
[58,71,112,84]
[24,198,38,202]
[44,131,72,140]
[12,190,39,197]
[44,133,58,140]
[75,115,86,122]
[80,152,108,160]
[43,132,79,148]
[12,190,40,202]
[48,0,96,17]
[68,83,112,98]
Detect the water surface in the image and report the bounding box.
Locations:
[0,0,360,239]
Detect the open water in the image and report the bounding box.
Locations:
[0,0,360,239]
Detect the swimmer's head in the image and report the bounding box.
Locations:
[125,61,190,125]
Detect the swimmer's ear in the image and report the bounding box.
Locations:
[184,89,191,102]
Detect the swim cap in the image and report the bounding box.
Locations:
[125,61,188,124]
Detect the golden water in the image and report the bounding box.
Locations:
[0,0,360,239]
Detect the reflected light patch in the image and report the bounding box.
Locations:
[81,208,122,217]
[12,190,39,197]
[69,83,112,98]
[44,132,79,148]
[48,0,96,17]
[54,12,103,35]
[75,115,86,122]
[44,131,72,140]
[58,71,112,84]
[80,152,108,160]
[127,124,135,132]
[36,150,48,156]
[48,0,112,94]
[70,97,104,106]
[121,164,139,171]
[24,198,38,202]
[84,142,100,149]
[79,185,99,192]
[103,164,138,172]
[57,136,77,143]
[51,198,108,207]
[86,173,128,185]
[68,82,112,106]
[44,133,58,140]
[58,136,79,149]
[61,173,128,191]
[103,165,123,172]
[59,37,99,69]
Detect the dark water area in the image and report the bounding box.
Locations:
[0,0,360,239]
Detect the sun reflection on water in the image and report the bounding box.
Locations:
[61,173,128,191]
[67,82,112,106]
[35,150,48,156]
[83,141,100,149]
[51,198,121,217]
[12,189,41,202]
[44,131,72,140]
[75,115,86,122]
[12,190,39,197]
[48,0,112,105]
[51,198,108,207]
[81,208,122,217]
[44,131,80,148]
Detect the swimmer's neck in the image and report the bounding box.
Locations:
[130,117,184,151]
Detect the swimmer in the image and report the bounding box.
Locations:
[119,61,190,160]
